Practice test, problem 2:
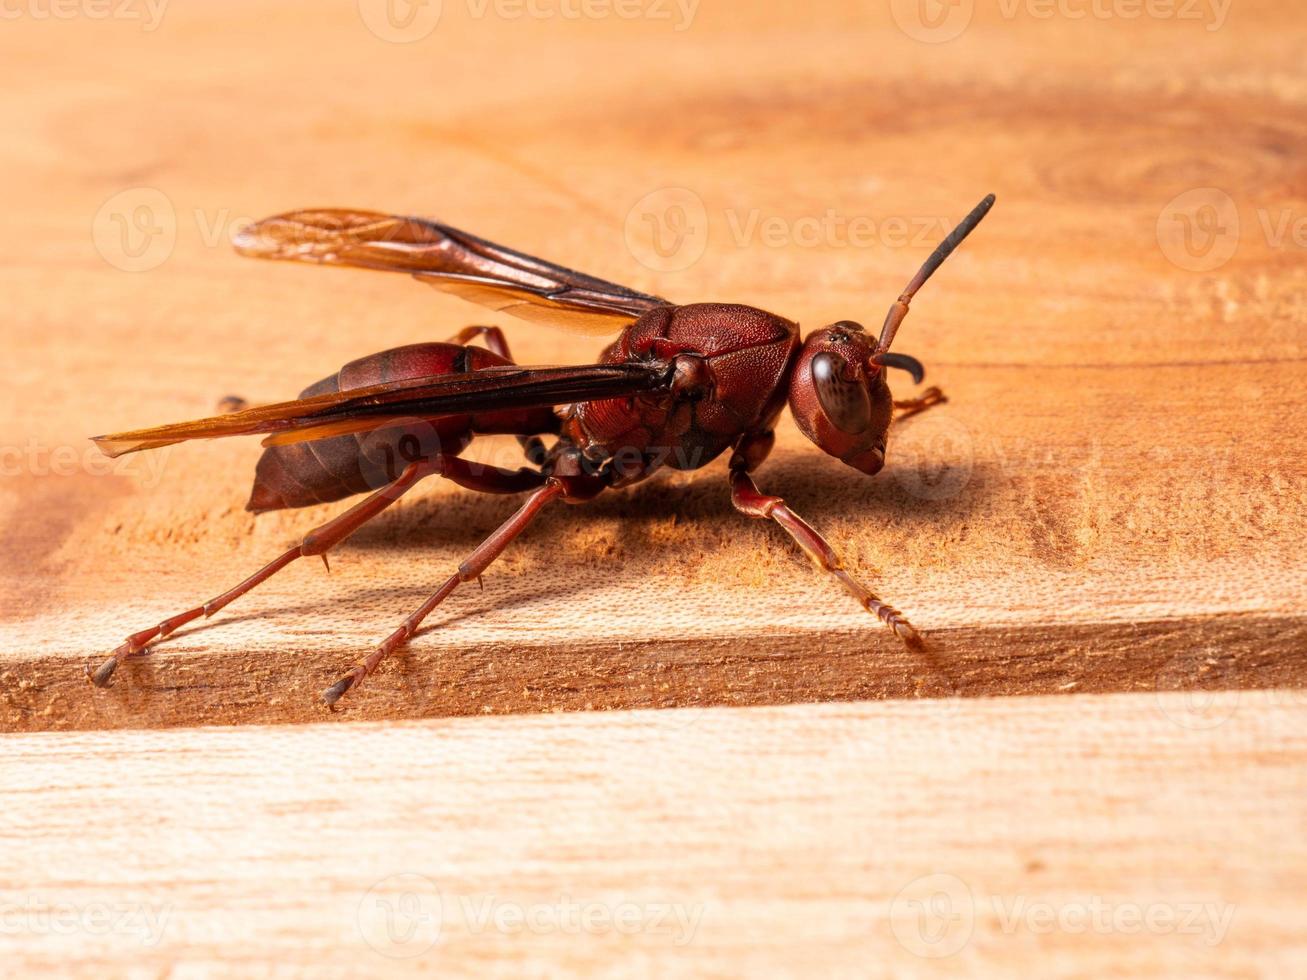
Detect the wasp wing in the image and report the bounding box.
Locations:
[232,209,671,334]
[93,362,671,458]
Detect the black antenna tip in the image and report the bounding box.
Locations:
[966,193,997,226]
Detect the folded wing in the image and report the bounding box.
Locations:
[93,362,672,458]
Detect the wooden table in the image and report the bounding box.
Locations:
[1,0,1303,975]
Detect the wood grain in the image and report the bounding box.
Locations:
[0,5,1304,731]
[3,694,1305,977]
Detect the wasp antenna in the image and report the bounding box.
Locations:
[871,352,926,384]
[876,193,995,354]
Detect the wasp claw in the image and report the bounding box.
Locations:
[88,656,120,688]
[895,621,926,651]
[216,395,249,414]
[322,675,354,706]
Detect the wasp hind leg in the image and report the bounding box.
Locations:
[87,458,449,689]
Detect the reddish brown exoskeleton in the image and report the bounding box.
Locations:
[90,194,995,704]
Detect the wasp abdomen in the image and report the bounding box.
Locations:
[245,343,488,513]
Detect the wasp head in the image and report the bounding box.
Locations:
[788,321,924,475]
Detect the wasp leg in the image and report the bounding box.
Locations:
[448,325,511,357]
[216,395,255,414]
[893,385,947,422]
[449,325,550,465]
[88,457,450,688]
[323,477,564,706]
[727,435,923,650]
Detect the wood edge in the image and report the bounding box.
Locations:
[3,612,1303,733]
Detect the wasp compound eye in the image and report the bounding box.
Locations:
[811,352,871,434]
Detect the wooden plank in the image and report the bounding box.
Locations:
[2,3,1305,730]
[3,693,1305,977]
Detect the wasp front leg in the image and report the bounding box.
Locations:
[727,432,924,649]
[893,386,946,421]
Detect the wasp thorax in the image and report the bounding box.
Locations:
[788,323,892,475]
